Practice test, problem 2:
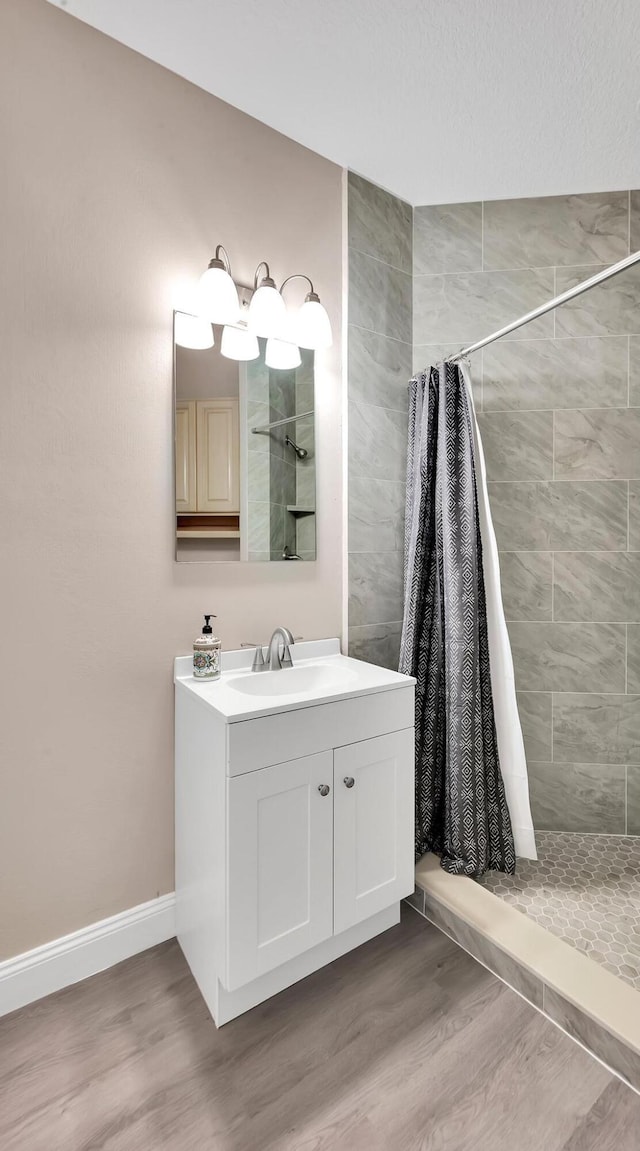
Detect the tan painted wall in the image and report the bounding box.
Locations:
[0,0,344,958]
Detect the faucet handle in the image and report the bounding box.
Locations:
[281,633,303,668]
[241,642,267,672]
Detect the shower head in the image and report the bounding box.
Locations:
[285,434,308,460]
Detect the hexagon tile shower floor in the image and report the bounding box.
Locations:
[480,832,640,991]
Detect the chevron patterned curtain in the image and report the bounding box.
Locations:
[399,363,516,877]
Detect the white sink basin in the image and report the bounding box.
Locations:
[228,663,357,698]
[175,639,415,722]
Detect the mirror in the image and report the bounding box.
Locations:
[174,312,316,562]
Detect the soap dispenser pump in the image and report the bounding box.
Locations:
[193,614,222,680]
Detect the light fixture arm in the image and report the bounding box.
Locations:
[253,261,276,290]
[279,273,319,302]
[207,244,233,274]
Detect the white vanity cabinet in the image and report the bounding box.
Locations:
[333,729,414,935]
[175,640,415,1027]
[226,751,334,990]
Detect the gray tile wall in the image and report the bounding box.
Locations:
[347,173,412,669]
[413,189,640,838]
[347,178,640,835]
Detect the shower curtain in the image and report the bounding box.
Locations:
[399,361,536,876]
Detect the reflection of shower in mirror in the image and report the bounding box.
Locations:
[285,435,308,460]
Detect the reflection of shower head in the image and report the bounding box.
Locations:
[285,435,308,460]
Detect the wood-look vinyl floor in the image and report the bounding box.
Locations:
[1,907,638,1151]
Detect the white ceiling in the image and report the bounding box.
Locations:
[48,0,640,205]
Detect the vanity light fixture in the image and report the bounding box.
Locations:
[187,246,331,365]
[280,274,333,350]
[247,262,288,338]
[221,321,260,362]
[265,337,302,370]
[198,245,240,324]
[174,311,214,349]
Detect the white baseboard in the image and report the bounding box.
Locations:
[0,893,176,1018]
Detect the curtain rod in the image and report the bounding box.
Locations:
[445,248,640,363]
[251,410,313,434]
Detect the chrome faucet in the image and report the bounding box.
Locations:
[266,626,295,670]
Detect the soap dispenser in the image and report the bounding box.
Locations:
[193,614,222,680]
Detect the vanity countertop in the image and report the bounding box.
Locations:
[174,638,415,723]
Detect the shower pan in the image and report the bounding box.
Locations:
[481,833,640,991]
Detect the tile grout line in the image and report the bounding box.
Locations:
[550,690,554,764]
[483,402,637,416]
[504,550,640,557]
[481,199,484,272]
[412,261,613,281]
[348,321,413,348]
[350,396,412,417]
[503,550,640,557]
[418,334,631,346]
[488,476,633,483]
[348,476,410,487]
[501,548,636,554]
[349,244,412,278]
[517,688,639,696]
[479,348,483,413]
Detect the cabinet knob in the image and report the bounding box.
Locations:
[343,776,355,789]
[317,784,330,797]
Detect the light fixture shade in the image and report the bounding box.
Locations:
[295,298,333,350]
[265,338,302,370]
[221,323,260,362]
[174,311,214,349]
[247,284,288,338]
[197,266,240,324]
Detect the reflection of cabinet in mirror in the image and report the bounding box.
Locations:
[175,399,240,538]
[196,400,239,513]
[175,402,197,512]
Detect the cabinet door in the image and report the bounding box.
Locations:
[196,399,239,513]
[226,751,334,991]
[175,401,196,511]
[333,730,414,935]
